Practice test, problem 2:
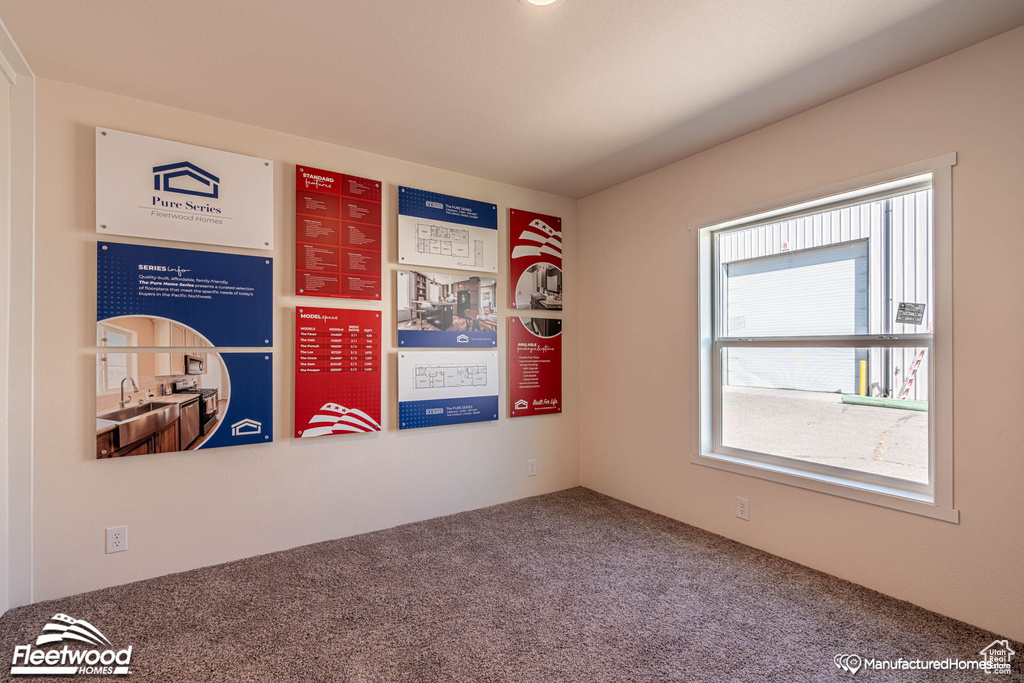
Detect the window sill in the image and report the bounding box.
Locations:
[690,450,959,523]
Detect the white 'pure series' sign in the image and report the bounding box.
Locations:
[96,127,274,250]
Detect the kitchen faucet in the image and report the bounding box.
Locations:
[119,377,139,409]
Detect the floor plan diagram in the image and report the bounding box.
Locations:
[414,364,489,389]
[416,222,470,258]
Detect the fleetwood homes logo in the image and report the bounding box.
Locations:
[10,613,132,676]
[153,161,220,199]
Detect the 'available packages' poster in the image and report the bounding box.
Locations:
[294,307,381,438]
[295,165,382,300]
[509,208,562,310]
[509,317,562,417]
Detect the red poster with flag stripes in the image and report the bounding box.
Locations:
[294,307,381,438]
[509,209,563,310]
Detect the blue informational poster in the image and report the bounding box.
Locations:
[397,187,499,273]
[94,352,272,457]
[397,350,499,429]
[97,241,272,348]
[200,352,274,450]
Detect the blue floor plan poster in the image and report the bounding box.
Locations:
[397,187,498,273]
[97,241,272,348]
[398,350,499,429]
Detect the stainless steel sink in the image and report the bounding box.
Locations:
[98,402,180,448]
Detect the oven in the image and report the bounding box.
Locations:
[199,389,219,435]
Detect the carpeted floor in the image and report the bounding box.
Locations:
[0,488,1017,682]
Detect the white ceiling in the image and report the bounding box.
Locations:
[2,0,1023,198]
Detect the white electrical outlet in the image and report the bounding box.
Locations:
[528,459,537,477]
[105,526,127,554]
[736,497,750,521]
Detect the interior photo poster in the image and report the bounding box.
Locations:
[396,269,498,348]
[295,165,383,300]
[508,317,562,418]
[294,307,382,438]
[397,350,499,430]
[397,186,498,273]
[509,208,562,311]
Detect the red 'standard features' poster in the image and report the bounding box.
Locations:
[509,209,563,311]
[509,316,562,418]
[296,165,382,300]
[295,307,381,438]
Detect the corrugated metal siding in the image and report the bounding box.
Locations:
[717,189,932,399]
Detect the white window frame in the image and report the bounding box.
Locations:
[690,154,958,523]
[96,322,138,395]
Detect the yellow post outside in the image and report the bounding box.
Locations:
[859,360,867,397]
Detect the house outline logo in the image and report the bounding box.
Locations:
[153,161,220,199]
[514,399,529,411]
[980,639,1015,675]
[231,419,261,436]
[456,334,469,344]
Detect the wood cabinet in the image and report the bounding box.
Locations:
[97,431,114,458]
[97,417,181,459]
[154,421,179,453]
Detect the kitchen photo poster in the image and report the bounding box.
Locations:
[397,350,499,430]
[509,317,562,418]
[295,307,382,438]
[97,241,272,349]
[397,187,498,273]
[96,127,274,250]
[96,351,273,458]
[396,270,497,348]
[509,209,563,311]
[295,165,383,300]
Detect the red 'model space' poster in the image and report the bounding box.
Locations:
[295,165,382,300]
[295,307,381,438]
[509,208,563,310]
[509,316,562,418]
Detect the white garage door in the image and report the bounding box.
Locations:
[724,240,867,394]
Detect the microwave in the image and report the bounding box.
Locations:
[185,355,204,375]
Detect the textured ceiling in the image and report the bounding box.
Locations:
[2,0,1023,198]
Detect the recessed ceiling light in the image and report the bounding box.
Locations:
[519,0,561,6]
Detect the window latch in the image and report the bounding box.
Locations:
[877,335,899,340]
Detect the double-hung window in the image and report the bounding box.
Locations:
[692,155,957,521]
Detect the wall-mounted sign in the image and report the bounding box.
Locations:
[398,350,499,429]
[895,302,926,325]
[510,209,562,310]
[295,165,382,300]
[294,307,381,438]
[95,352,272,458]
[398,187,498,273]
[509,317,562,418]
[96,128,274,250]
[97,241,272,348]
[396,270,497,348]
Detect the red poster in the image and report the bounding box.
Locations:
[295,307,381,438]
[509,209,562,310]
[509,316,562,418]
[296,166,382,300]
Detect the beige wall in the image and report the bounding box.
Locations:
[579,26,1024,641]
[34,79,579,600]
